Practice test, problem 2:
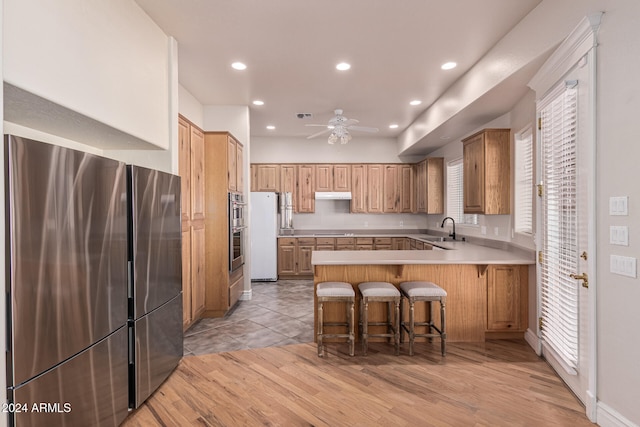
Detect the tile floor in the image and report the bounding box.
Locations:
[183,279,315,356]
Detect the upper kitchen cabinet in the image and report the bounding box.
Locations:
[316,164,352,192]
[222,133,244,193]
[280,164,298,211]
[462,129,510,214]
[415,158,444,214]
[297,164,315,213]
[351,165,367,213]
[399,164,414,213]
[367,164,384,214]
[253,164,280,192]
[383,165,400,213]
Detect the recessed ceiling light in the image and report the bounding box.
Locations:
[440,135,451,140]
[336,62,351,71]
[389,124,399,129]
[266,125,275,130]
[252,100,264,106]
[441,62,457,70]
[409,100,422,106]
[231,62,247,70]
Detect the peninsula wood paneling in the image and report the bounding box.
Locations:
[314,264,488,343]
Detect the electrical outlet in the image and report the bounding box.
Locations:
[399,221,404,228]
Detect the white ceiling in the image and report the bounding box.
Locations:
[135,0,543,155]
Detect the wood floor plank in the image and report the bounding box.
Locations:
[123,340,593,426]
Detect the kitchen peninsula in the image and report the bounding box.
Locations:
[312,240,535,343]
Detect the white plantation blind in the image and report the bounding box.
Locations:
[447,159,478,225]
[515,127,533,234]
[539,81,579,371]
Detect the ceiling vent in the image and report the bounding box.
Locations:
[296,113,313,119]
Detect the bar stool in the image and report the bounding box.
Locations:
[316,282,355,357]
[400,281,447,356]
[358,282,401,356]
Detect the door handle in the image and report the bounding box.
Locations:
[570,273,589,288]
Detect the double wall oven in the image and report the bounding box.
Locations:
[229,192,246,271]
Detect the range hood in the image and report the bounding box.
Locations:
[314,191,352,200]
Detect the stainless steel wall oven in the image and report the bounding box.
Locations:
[229,192,246,271]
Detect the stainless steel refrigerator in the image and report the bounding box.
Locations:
[250,192,279,281]
[126,165,183,409]
[5,135,130,426]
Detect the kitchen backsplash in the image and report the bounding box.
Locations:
[293,200,429,230]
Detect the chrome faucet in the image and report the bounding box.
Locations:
[441,217,456,241]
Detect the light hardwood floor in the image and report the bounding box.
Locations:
[123,339,593,426]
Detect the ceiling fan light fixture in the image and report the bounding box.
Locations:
[340,133,352,144]
[328,133,338,144]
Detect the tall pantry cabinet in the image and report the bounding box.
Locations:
[203,131,245,317]
[178,116,206,330]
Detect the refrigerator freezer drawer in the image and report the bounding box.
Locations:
[9,326,129,427]
[130,294,183,408]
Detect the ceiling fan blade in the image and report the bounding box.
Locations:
[304,124,330,127]
[343,118,359,126]
[347,125,379,133]
[307,128,332,139]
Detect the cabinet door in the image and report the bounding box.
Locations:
[367,164,383,213]
[190,126,205,222]
[181,226,192,328]
[383,165,399,213]
[315,164,333,192]
[350,164,367,213]
[297,164,315,213]
[191,225,206,319]
[426,158,444,214]
[297,244,315,275]
[415,160,427,213]
[392,238,407,250]
[250,164,258,192]
[277,241,296,275]
[227,137,237,192]
[399,165,414,213]
[280,165,297,212]
[256,164,280,192]
[236,143,243,194]
[487,266,521,331]
[178,118,191,223]
[333,164,351,191]
[463,134,485,213]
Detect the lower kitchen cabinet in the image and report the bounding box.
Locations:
[278,237,315,277]
[392,237,408,250]
[335,237,355,250]
[486,265,528,334]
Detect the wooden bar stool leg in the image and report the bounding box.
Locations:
[362,298,369,356]
[318,300,324,357]
[348,299,355,356]
[394,299,400,356]
[441,298,447,356]
[409,298,415,356]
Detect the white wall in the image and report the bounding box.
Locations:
[592,1,640,424]
[179,85,204,129]
[3,0,172,150]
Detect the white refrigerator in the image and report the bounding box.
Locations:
[250,192,278,281]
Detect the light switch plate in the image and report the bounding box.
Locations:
[609,196,629,215]
[610,255,637,278]
[609,225,629,246]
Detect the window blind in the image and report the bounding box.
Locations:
[515,127,534,234]
[539,81,579,371]
[447,159,478,225]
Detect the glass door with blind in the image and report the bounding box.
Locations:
[537,56,593,406]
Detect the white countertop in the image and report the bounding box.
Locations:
[311,242,535,266]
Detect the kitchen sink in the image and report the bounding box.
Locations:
[420,235,446,242]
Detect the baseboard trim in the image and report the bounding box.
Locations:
[524,328,541,356]
[597,401,638,427]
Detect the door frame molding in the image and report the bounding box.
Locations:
[528,13,602,422]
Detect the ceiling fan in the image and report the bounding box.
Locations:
[305,109,379,144]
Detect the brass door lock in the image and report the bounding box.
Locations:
[570,272,589,288]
